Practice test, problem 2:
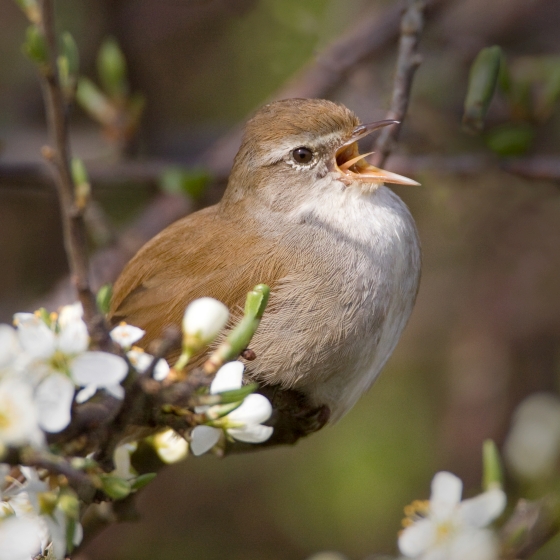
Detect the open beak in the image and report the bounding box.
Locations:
[335,120,420,186]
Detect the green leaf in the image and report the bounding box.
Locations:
[60,32,79,75]
[485,122,535,156]
[96,284,113,315]
[159,166,212,199]
[97,37,128,98]
[482,439,503,490]
[22,25,48,66]
[462,46,503,134]
[196,383,258,406]
[58,493,80,519]
[131,473,157,490]
[100,474,131,500]
[58,32,79,95]
[76,77,115,125]
[244,284,270,319]
[71,157,89,187]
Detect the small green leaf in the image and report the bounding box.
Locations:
[58,32,79,94]
[66,517,78,553]
[97,37,128,98]
[485,122,534,156]
[22,25,48,66]
[463,46,503,134]
[244,284,270,319]
[197,383,258,406]
[131,472,157,490]
[96,284,113,315]
[76,77,115,126]
[100,474,131,500]
[483,439,503,490]
[58,493,80,519]
[159,166,212,199]
[71,157,89,187]
[61,32,79,75]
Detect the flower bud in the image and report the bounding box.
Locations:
[182,297,229,352]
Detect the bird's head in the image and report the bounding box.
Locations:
[223,98,419,210]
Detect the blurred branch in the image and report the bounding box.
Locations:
[500,497,560,560]
[36,0,102,335]
[39,192,193,311]
[0,159,174,189]
[373,0,425,167]
[502,156,560,181]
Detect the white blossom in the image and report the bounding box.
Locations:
[182,297,229,349]
[127,348,170,381]
[504,392,560,481]
[153,429,189,463]
[190,361,273,456]
[113,443,138,480]
[0,325,22,373]
[1,466,81,559]
[0,379,44,450]
[13,305,129,432]
[110,323,146,349]
[398,471,506,560]
[0,516,42,560]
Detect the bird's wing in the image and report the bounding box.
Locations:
[109,205,287,351]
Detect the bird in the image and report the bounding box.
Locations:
[110,98,421,425]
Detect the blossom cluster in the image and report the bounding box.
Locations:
[0,296,275,558]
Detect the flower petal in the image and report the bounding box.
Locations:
[17,317,56,360]
[227,393,272,425]
[75,384,97,404]
[153,358,170,381]
[110,324,145,349]
[430,471,463,520]
[57,319,89,355]
[57,303,83,327]
[228,424,273,443]
[154,429,189,463]
[0,380,41,447]
[190,425,221,456]
[105,383,125,400]
[35,373,74,432]
[0,516,43,560]
[447,528,499,560]
[210,361,244,394]
[0,325,20,369]
[398,518,437,557]
[182,298,229,343]
[71,351,128,387]
[458,488,506,528]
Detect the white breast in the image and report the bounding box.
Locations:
[287,180,421,420]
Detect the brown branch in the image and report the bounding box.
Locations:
[500,497,560,560]
[37,0,104,340]
[4,447,98,503]
[372,0,425,168]
[501,156,560,182]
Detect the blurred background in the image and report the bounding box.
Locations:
[1,0,560,558]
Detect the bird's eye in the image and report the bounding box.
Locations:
[292,147,313,165]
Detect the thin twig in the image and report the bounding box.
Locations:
[373,0,425,168]
[37,0,104,338]
[500,497,560,560]
[501,156,560,182]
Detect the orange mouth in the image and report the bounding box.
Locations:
[334,121,420,186]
